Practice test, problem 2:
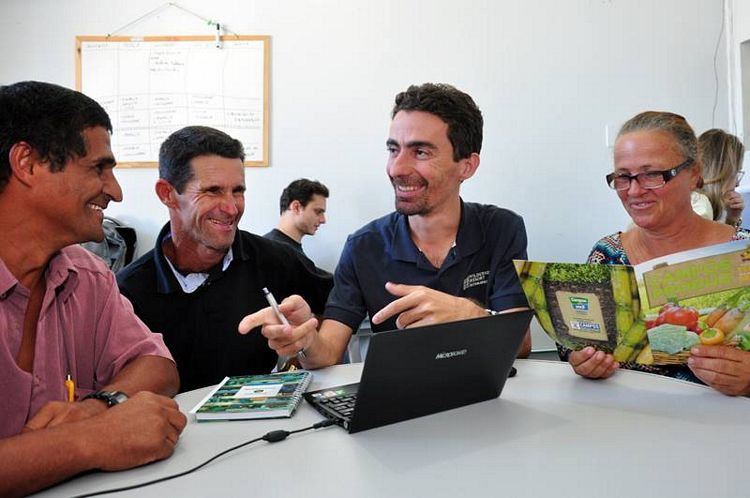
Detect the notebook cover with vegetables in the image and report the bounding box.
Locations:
[190,371,311,421]
[514,239,750,365]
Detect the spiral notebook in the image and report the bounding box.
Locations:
[191,371,311,421]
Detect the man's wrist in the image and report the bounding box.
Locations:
[79,397,111,416]
[297,328,318,364]
[82,390,129,408]
[462,297,490,318]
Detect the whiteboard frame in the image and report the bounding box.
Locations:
[75,35,270,168]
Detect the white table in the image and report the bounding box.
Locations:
[35,360,750,498]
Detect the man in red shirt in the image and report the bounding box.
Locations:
[0,81,186,496]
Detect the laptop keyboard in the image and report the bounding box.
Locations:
[316,392,358,419]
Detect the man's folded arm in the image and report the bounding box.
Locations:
[101,355,180,397]
[0,390,186,497]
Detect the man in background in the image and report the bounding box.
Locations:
[0,81,185,496]
[240,83,531,367]
[265,178,329,255]
[118,126,333,392]
[264,178,333,277]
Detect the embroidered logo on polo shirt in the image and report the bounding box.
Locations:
[463,270,490,290]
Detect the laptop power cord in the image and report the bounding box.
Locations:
[69,418,336,498]
[262,418,335,442]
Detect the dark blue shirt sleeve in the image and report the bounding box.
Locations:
[489,214,529,311]
[322,235,368,332]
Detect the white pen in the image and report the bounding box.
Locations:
[262,287,289,326]
[262,287,294,371]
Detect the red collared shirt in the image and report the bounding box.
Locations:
[0,245,173,437]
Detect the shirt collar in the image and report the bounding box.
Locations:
[389,199,483,264]
[0,249,78,302]
[0,256,17,299]
[390,213,421,263]
[278,229,303,251]
[456,201,483,257]
[164,247,234,294]
[153,222,242,294]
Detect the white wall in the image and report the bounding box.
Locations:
[730,0,749,138]
[0,0,729,350]
[724,1,750,244]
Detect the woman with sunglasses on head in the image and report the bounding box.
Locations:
[564,111,750,396]
[698,128,745,228]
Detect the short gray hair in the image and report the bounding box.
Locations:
[617,111,698,161]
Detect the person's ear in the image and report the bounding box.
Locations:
[690,161,701,189]
[8,142,44,187]
[290,200,303,214]
[155,179,178,208]
[458,153,480,182]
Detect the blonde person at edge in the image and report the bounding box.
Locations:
[238,83,532,367]
[698,128,745,228]
[566,111,750,396]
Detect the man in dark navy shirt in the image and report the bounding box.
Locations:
[239,83,530,368]
[118,127,332,391]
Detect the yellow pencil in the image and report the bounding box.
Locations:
[65,374,75,402]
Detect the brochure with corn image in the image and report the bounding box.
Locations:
[515,239,750,365]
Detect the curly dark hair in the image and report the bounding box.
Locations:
[0,81,112,191]
[158,126,245,193]
[391,83,483,161]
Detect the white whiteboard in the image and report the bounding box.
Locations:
[76,36,270,167]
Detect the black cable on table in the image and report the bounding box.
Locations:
[69,419,336,497]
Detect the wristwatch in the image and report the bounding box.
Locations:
[83,390,129,407]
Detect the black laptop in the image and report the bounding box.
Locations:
[304,310,533,433]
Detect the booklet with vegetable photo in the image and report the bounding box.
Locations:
[514,239,750,365]
[190,371,312,421]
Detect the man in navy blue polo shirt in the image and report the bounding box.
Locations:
[239,83,530,367]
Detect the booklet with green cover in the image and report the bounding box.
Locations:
[190,371,312,421]
[515,239,750,365]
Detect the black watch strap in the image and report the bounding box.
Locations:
[83,390,129,407]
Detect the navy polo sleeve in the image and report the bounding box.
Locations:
[323,235,368,332]
[489,212,529,311]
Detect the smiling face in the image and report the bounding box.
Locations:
[166,154,246,259]
[386,110,477,217]
[38,126,121,245]
[294,194,327,235]
[613,130,699,230]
